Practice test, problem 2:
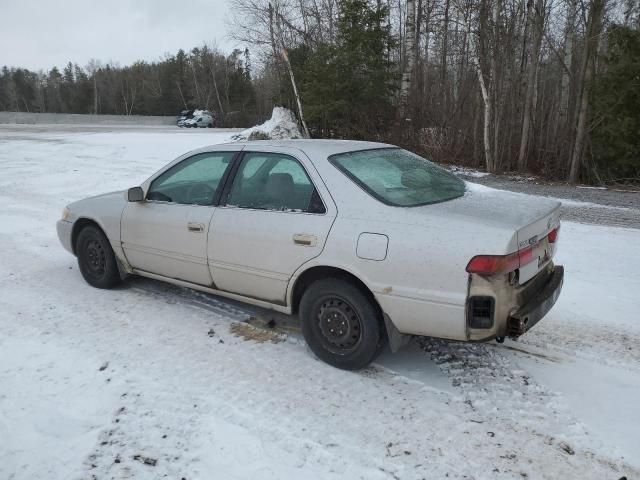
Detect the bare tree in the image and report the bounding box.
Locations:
[517,0,546,170]
[568,0,606,183]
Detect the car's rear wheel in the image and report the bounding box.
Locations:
[76,225,121,289]
[300,278,383,370]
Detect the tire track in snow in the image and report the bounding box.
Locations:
[416,337,637,475]
[519,321,640,372]
[90,277,638,478]
[128,277,253,321]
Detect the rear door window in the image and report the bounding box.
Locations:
[226,152,326,213]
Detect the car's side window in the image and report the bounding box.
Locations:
[226,152,326,213]
[147,152,235,205]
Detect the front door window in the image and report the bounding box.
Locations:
[147,152,234,205]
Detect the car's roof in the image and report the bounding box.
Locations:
[224,139,397,158]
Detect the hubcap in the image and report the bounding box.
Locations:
[317,298,361,350]
[85,239,106,277]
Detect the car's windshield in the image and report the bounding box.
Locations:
[330,148,465,207]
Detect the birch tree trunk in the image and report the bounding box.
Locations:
[93,76,98,114]
[176,81,188,110]
[282,47,311,137]
[489,0,500,171]
[400,0,417,118]
[270,2,311,138]
[471,3,495,173]
[476,61,494,172]
[440,0,451,117]
[559,0,576,125]
[209,64,225,116]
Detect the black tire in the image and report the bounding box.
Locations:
[75,225,121,289]
[300,278,383,370]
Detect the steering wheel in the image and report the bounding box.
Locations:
[186,182,215,205]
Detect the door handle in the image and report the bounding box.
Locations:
[293,234,317,246]
[187,222,205,232]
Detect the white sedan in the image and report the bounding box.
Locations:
[57,140,564,369]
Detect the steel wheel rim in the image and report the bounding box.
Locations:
[316,296,362,353]
[85,239,106,277]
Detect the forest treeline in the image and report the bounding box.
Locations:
[0,47,262,127]
[1,0,639,183]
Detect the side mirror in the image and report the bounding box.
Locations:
[127,187,144,202]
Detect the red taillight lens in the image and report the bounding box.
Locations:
[466,246,533,275]
[547,226,559,243]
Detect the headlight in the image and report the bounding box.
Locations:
[61,207,71,221]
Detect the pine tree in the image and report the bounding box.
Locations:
[293,0,397,137]
[591,25,640,182]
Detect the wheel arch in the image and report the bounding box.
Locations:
[71,217,107,255]
[290,265,382,318]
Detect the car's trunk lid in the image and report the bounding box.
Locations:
[455,183,561,282]
[406,183,561,281]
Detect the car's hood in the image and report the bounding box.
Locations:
[69,190,125,208]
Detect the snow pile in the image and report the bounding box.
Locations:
[230,107,304,141]
[448,165,491,178]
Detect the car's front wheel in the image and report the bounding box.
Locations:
[300,278,383,370]
[76,225,121,289]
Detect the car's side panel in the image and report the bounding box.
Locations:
[207,146,338,304]
[121,202,215,285]
[208,208,336,303]
[66,191,126,247]
[119,148,241,285]
[292,213,512,341]
[65,191,127,254]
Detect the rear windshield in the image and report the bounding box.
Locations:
[329,148,465,207]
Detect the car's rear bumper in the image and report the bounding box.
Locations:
[57,219,74,254]
[507,265,564,337]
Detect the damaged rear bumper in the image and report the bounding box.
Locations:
[466,262,564,341]
[507,266,564,337]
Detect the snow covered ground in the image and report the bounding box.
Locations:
[0,125,639,480]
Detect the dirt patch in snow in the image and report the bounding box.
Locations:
[230,322,285,344]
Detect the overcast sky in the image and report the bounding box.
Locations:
[0,0,237,71]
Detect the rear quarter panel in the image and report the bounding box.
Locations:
[297,211,513,340]
[301,153,518,340]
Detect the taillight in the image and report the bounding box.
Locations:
[466,246,533,275]
[547,226,559,243]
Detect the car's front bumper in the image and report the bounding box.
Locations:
[507,265,564,337]
[56,219,74,254]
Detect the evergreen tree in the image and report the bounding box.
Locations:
[592,25,640,182]
[292,0,397,137]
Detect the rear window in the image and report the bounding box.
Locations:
[329,148,465,207]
